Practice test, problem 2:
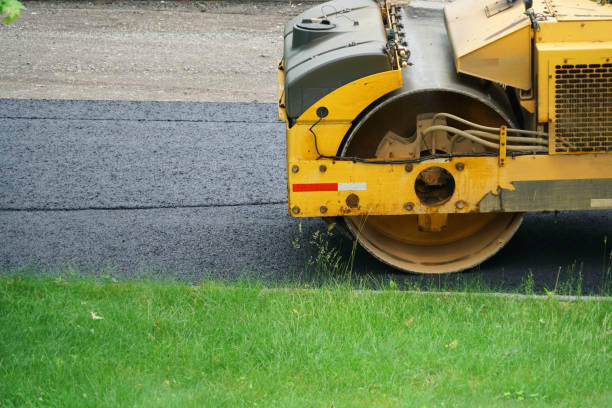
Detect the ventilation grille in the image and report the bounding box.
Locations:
[553,63,612,153]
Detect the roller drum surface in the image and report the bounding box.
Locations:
[340,8,524,274]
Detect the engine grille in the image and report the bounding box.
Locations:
[553,62,612,153]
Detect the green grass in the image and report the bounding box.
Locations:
[290,227,612,297]
[1,276,611,407]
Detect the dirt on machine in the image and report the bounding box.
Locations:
[278,0,612,274]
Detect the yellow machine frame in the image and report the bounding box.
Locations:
[279,71,611,218]
[279,0,612,219]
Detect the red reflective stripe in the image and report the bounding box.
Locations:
[292,183,338,192]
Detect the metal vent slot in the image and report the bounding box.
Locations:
[553,63,612,153]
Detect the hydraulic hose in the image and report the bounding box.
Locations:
[423,125,549,152]
[433,112,547,137]
[464,129,548,146]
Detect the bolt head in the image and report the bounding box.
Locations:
[319,165,327,173]
[319,206,328,214]
[405,164,413,172]
[345,194,359,209]
[455,200,466,210]
[404,202,414,211]
[291,206,300,214]
[291,165,299,173]
[455,162,465,171]
[316,106,328,118]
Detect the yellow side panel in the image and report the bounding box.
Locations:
[294,69,403,123]
[537,20,612,43]
[287,123,352,160]
[288,154,612,217]
[536,41,612,124]
[445,0,531,89]
[286,69,403,160]
[457,26,532,90]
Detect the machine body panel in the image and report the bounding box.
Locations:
[279,0,612,273]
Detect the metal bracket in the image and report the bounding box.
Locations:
[499,125,507,167]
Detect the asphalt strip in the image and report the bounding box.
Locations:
[0,98,610,295]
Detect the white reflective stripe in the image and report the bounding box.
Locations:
[591,198,612,208]
[337,182,367,191]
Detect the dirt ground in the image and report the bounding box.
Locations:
[1,0,319,102]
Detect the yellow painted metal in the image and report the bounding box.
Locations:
[532,4,612,154]
[536,20,612,43]
[287,123,353,160]
[291,69,403,124]
[533,0,612,23]
[364,213,498,246]
[446,0,611,123]
[520,98,536,113]
[532,2,611,125]
[277,61,287,122]
[417,213,448,232]
[444,0,531,89]
[498,125,507,167]
[536,42,612,125]
[287,154,612,217]
[285,69,403,160]
[519,98,536,114]
[282,0,612,220]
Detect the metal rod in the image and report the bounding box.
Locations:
[433,112,547,136]
[424,125,548,152]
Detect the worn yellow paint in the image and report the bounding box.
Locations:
[498,125,507,167]
[417,213,448,232]
[537,20,612,42]
[445,0,612,125]
[284,69,403,161]
[534,17,612,122]
[445,0,531,89]
[282,0,612,220]
[542,0,612,22]
[591,199,612,209]
[536,42,612,124]
[457,26,532,90]
[287,154,612,217]
[291,69,403,124]
[287,123,353,160]
[519,98,535,114]
[445,0,529,58]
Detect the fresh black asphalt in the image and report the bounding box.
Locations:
[1,98,610,292]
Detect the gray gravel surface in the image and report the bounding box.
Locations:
[1,0,311,102]
[1,0,442,102]
[1,100,282,209]
[1,99,611,293]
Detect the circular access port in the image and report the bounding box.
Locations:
[415,167,455,206]
[297,19,336,30]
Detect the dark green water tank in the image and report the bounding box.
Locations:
[282,0,392,122]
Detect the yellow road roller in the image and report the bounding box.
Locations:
[278,0,612,274]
